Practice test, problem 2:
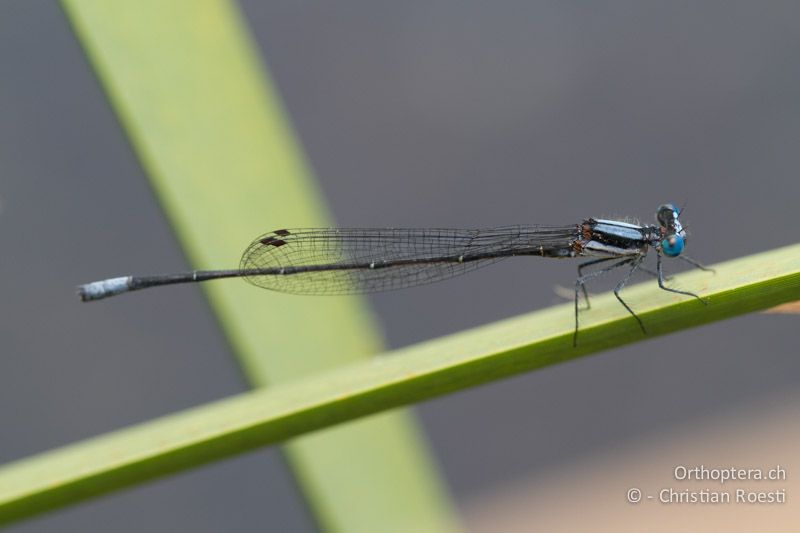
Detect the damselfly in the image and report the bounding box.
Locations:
[78,204,713,345]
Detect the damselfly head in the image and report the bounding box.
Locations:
[656,204,688,257]
[660,232,685,257]
[656,203,680,228]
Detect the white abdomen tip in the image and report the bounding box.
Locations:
[77,276,132,301]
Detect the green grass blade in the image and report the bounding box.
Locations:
[1,244,798,526]
[58,1,457,532]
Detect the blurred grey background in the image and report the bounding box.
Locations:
[1,1,798,531]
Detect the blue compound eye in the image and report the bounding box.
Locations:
[661,234,684,257]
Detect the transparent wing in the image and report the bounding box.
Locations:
[239,225,578,295]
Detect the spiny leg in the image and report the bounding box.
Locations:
[577,258,617,310]
[573,258,634,347]
[679,254,715,273]
[639,265,671,281]
[657,251,709,304]
[613,255,646,334]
